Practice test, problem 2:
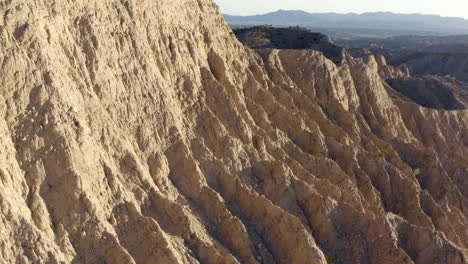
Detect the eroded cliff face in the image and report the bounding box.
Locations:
[348,45,468,84]
[0,1,466,264]
[386,75,468,110]
[398,53,468,84]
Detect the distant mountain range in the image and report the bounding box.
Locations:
[224,10,468,36]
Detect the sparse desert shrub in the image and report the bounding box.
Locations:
[376,147,391,159]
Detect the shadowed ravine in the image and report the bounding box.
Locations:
[0,0,467,263]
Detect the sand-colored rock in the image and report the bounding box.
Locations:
[0,0,466,263]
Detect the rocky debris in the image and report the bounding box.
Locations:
[0,0,466,264]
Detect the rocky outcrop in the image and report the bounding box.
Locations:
[386,76,468,110]
[0,0,466,264]
[345,43,468,84]
[398,53,468,83]
[233,26,345,64]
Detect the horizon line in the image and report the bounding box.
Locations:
[222,9,468,20]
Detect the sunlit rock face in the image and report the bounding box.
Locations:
[0,0,466,263]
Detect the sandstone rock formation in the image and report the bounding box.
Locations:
[0,0,466,264]
[346,44,468,84]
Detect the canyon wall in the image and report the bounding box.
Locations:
[0,0,466,263]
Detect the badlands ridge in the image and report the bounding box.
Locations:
[0,0,467,263]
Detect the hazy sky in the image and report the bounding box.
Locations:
[214,0,468,19]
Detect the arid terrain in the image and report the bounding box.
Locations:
[233,26,345,64]
[0,1,467,264]
[338,35,468,84]
[225,10,468,36]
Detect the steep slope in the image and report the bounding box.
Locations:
[349,47,468,86]
[386,76,468,110]
[339,36,468,83]
[0,1,467,264]
[397,53,468,83]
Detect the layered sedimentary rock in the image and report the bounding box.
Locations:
[398,53,468,84]
[386,76,468,110]
[0,0,466,264]
[347,45,468,84]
